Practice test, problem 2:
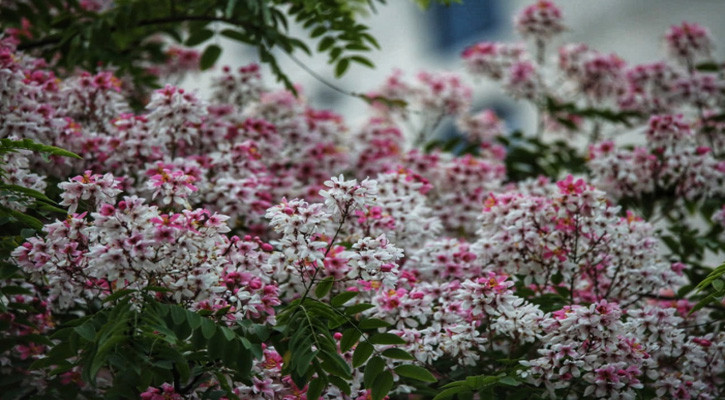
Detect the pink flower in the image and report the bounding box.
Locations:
[514,1,566,41]
[665,22,713,65]
[556,174,585,195]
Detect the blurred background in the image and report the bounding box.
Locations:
[183,0,725,133]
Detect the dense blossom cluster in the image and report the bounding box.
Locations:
[588,115,725,200]
[474,176,683,303]
[3,1,725,399]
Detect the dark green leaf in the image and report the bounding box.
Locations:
[315,276,334,298]
[369,333,406,345]
[185,28,214,46]
[395,364,436,382]
[371,370,393,400]
[306,377,326,400]
[331,291,358,307]
[220,29,252,44]
[0,205,43,231]
[499,376,521,386]
[319,350,352,378]
[200,44,222,70]
[201,318,217,339]
[73,323,96,342]
[294,350,318,376]
[318,36,334,52]
[207,330,227,359]
[345,303,375,315]
[187,311,202,330]
[169,305,187,326]
[363,356,385,387]
[335,58,350,77]
[352,341,373,368]
[696,263,725,290]
[358,318,390,330]
[381,348,414,360]
[0,184,54,203]
[328,375,351,395]
[349,55,374,68]
[340,328,361,353]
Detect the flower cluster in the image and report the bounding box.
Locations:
[266,175,404,294]
[4,2,725,399]
[514,1,566,41]
[58,170,124,213]
[474,176,683,303]
[589,115,725,200]
[665,22,714,66]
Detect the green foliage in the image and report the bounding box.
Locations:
[31,290,267,399]
[1,0,455,93]
[0,139,82,161]
[497,130,587,183]
[270,277,429,400]
[0,140,81,398]
[544,96,643,129]
[691,262,725,314]
[433,373,531,400]
[0,139,76,233]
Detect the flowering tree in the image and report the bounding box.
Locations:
[2,1,725,399]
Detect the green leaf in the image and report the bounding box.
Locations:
[73,323,96,342]
[352,341,373,368]
[433,387,468,400]
[220,29,252,44]
[369,333,406,345]
[328,375,351,395]
[696,62,720,72]
[306,377,326,400]
[35,203,67,214]
[713,279,724,292]
[294,350,318,376]
[335,58,350,77]
[331,291,358,307]
[310,26,326,38]
[691,292,719,314]
[88,334,126,382]
[200,44,222,70]
[185,28,214,47]
[207,330,227,359]
[394,364,437,382]
[499,376,521,386]
[340,328,361,353]
[363,356,385,387]
[381,348,414,360]
[319,350,352,379]
[1,139,81,159]
[345,303,374,315]
[358,318,390,330]
[169,305,187,326]
[0,184,54,203]
[201,318,217,339]
[371,370,393,400]
[0,205,43,231]
[318,36,335,52]
[220,326,236,341]
[187,311,202,330]
[349,55,374,68]
[0,285,31,295]
[696,263,725,291]
[315,276,334,298]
